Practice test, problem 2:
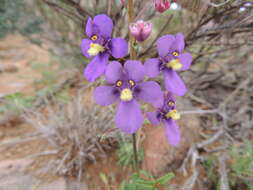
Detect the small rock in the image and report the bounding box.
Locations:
[0,65,18,73]
[0,158,33,178]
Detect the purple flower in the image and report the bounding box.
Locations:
[94,60,163,134]
[81,14,128,82]
[144,33,192,96]
[147,92,181,146]
[129,20,152,42]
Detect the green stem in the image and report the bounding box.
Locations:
[127,0,136,60]
[132,133,138,172]
[128,0,139,173]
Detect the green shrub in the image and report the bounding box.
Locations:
[0,0,22,38]
[120,170,174,190]
[0,92,35,113]
[117,141,144,168]
[229,143,253,189]
[0,0,42,39]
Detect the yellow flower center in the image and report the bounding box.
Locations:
[116,80,123,87]
[172,51,179,57]
[165,109,181,120]
[91,35,98,41]
[120,88,133,101]
[166,59,182,71]
[167,101,175,107]
[128,79,135,87]
[87,43,105,56]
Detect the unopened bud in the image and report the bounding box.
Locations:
[120,0,127,7]
[154,0,171,13]
[129,20,152,42]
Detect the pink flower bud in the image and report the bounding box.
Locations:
[120,0,126,7]
[154,0,171,13]
[129,20,152,42]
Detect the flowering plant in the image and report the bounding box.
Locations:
[81,0,192,173]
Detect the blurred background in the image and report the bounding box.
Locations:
[0,0,252,189]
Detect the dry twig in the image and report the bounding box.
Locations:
[219,154,231,190]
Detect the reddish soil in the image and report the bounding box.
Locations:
[0,34,49,96]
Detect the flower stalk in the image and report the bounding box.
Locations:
[132,133,138,171]
[128,0,138,172]
[128,0,136,60]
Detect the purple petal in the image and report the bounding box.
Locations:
[94,86,119,106]
[105,61,124,84]
[164,119,180,146]
[134,81,163,107]
[147,112,160,125]
[110,38,128,58]
[144,58,161,78]
[164,91,175,103]
[93,14,113,38]
[164,70,187,96]
[124,60,145,82]
[179,52,192,71]
[156,35,175,57]
[115,100,143,134]
[81,39,92,58]
[175,33,185,53]
[163,91,176,109]
[85,17,93,38]
[84,53,109,82]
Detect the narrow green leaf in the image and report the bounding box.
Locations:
[155,173,174,186]
[99,173,108,185]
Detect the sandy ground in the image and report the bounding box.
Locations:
[0,34,49,96]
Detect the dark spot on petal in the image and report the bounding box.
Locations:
[156,112,162,120]
[133,86,141,94]
[112,88,120,95]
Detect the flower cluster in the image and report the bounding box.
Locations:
[81,14,192,146]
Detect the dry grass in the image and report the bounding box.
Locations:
[25,91,118,180]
